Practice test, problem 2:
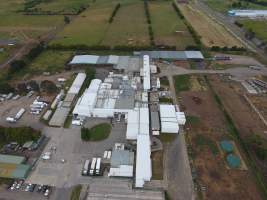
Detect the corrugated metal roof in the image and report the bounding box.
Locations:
[150,111,160,130]
[185,51,204,59]
[108,55,119,64]
[70,55,99,64]
[138,51,204,60]
[97,56,109,64]
[0,154,25,164]
[68,73,86,94]
[159,104,176,118]
[161,121,179,133]
[135,134,152,187]
[110,150,134,167]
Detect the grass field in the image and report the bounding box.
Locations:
[81,123,111,141]
[179,3,242,47]
[102,1,149,46]
[149,1,195,49]
[27,50,73,75]
[173,74,191,93]
[239,20,267,42]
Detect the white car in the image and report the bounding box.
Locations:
[44,189,50,197]
[42,152,51,160]
[25,183,32,192]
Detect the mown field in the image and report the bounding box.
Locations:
[178,3,243,47]
[239,20,267,42]
[51,0,196,48]
[102,1,150,46]
[149,1,195,49]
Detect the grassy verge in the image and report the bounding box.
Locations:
[159,97,173,104]
[158,133,177,144]
[81,123,111,141]
[204,75,267,198]
[173,74,191,93]
[151,151,163,180]
[70,185,82,200]
[186,115,200,125]
[160,76,169,87]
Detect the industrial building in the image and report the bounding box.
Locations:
[228,10,267,18]
[135,51,204,60]
[71,55,186,188]
[108,149,134,177]
[49,73,86,127]
[0,154,31,179]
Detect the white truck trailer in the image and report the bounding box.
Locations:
[82,160,90,175]
[6,117,16,123]
[15,108,25,120]
[95,158,101,175]
[89,158,97,175]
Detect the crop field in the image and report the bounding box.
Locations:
[149,1,195,49]
[179,4,243,47]
[0,1,64,41]
[102,1,150,46]
[239,20,267,42]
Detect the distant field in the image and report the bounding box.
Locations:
[0,1,64,41]
[51,1,114,46]
[149,1,195,49]
[239,20,267,42]
[179,4,242,47]
[101,1,150,46]
[30,0,91,14]
[205,0,267,13]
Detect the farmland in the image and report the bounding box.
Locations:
[178,3,243,47]
[149,1,195,49]
[0,1,64,42]
[102,1,150,46]
[238,20,267,42]
[27,0,91,14]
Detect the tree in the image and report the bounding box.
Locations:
[27,80,40,92]
[0,82,14,94]
[17,82,28,94]
[64,16,70,24]
[9,60,26,74]
[40,80,58,94]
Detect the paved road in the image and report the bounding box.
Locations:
[165,129,194,200]
[195,0,267,60]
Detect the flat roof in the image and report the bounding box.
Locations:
[110,150,134,167]
[49,107,70,127]
[0,154,25,164]
[136,51,204,60]
[70,55,99,64]
[0,162,31,179]
[150,111,160,130]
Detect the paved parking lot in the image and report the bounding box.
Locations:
[27,120,127,188]
[0,94,49,130]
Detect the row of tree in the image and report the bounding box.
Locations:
[109,3,121,23]
[144,0,155,46]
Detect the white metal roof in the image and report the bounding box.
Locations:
[107,55,119,64]
[135,134,152,187]
[143,55,151,90]
[68,73,86,94]
[108,165,133,177]
[161,121,179,133]
[139,107,149,125]
[159,104,177,118]
[185,51,204,59]
[70,55,99,64]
